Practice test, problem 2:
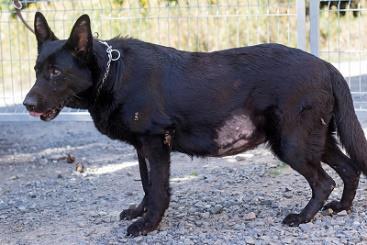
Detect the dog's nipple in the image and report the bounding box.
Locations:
[134,112,139,121]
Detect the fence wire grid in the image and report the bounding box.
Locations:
[0,0,367,120]
[0,0,297,120]
[318,0,367,111]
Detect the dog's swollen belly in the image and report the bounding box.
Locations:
[173,113,266,157]
[213,114,266,156]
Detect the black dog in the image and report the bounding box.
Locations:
[24,12,367,236]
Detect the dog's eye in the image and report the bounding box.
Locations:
[49,67,61,79]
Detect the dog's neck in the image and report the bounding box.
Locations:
[92,40,120,99]
[67,40,123,110]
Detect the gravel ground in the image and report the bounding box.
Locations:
[0,121,367,245]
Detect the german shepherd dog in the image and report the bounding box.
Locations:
[24,12,367,236]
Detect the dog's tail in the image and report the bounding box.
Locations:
[329,64,367,175]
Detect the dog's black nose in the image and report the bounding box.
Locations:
[23,95,38,111]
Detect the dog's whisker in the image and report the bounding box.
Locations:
[72,94,82,100]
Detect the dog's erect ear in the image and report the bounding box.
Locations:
[34,12,57,49]
[66,14,92,58]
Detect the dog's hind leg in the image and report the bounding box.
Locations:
[272,132,335,226]
[322,135,361,213]
[120,146,149,220]
[281,164,335,226]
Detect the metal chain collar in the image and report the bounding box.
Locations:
[95,40,121,101]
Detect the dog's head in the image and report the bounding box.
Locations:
[23,12,94,121]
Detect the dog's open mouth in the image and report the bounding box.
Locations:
[29,104,64,121]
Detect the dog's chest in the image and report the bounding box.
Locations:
[90,107,133,142]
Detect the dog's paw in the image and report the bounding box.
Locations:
[282,213,308,227]
[120,205,144,221]
[126,218,158,237]
[323,201,351,213]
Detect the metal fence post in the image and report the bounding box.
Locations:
[310,0,320,56]
[296,0,306,51]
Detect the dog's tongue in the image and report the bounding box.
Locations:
[29,111,43,117]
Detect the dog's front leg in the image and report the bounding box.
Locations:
[120,146,149,220]
[126,135,171,236]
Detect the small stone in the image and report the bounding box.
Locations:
[18,206,26,211]
[359,232,367,240]
[265,217,274,225]
[0,200,8,211]
[77,222,86,228]
[75,162,85,173]
[299,223,314,232]
[10,175,19,180]
[285,187,292,192]
[260,236,274,243]
[283,193,292,199]
[134,236,143,242]
[322,208,334,216]
[282,237,293,243]
[210,205,223,214]
[233,224,245,230]
[194,220,202,227]
[352,221,360,226]
[235,156,246,161]
[213,240,222,245]
[244,212,256,221]
[149,230,158,235]
[57,174,63,179]
[337,210,348,216]
[331,218,345,226]
[108,213,120,222]
[201,212,210,219]
[183,238,193,245]
[40,158,48,164]
[245,236,255,244]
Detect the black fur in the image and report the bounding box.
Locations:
[24,13,367,236]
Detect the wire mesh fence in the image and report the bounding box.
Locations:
[0,0,298,120]
[2,0,367,120]
[318,0,367,111]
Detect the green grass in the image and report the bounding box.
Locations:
[269,162,289,177]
